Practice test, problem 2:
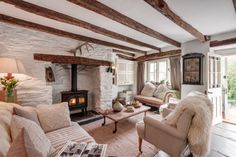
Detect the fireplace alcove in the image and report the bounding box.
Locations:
[34,53,112,115]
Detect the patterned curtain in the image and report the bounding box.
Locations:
[137,62,145,94]
[169,56,181,90]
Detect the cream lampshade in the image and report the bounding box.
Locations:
[0,57,26,79]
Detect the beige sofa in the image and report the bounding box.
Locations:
[0,102,94,157]
[134,91,177,108]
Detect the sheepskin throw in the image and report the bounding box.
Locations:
[164,94,213,157]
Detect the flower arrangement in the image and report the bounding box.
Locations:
[0,77,19,102]
[0,77,19,91]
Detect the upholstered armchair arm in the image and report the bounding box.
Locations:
[144,116,185,140]
[162,108,173,118]
[163,91,176,103]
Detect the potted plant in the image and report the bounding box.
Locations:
[0,77,19,103]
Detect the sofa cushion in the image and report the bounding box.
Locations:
[46,122,95,156]
[153,84,169,99]
[10,115,53,157]
[134,95,163,107]
[0,102,21,157]
[141,82,156,97]
[36,102,71,133]
[7,128,45,157]
[0,104,13,157]
[14,106,40,126]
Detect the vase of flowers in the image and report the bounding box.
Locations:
[0,77,19,103]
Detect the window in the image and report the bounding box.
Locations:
[147,59,170,83]
[148,62,157,82]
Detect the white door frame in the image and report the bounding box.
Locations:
[207,53,223,125]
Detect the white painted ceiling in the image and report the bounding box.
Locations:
[0,0,235,53]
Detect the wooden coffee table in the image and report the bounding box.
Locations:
[101,105,150,133]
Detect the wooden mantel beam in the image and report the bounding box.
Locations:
[34,53,112,66]
[144,0,209,42]
[136,49,181,62]
[210,37,236,47]
[67,0,181,47]
[1,0,160,51]
[0,14,146,54]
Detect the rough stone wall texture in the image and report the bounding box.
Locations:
[0,23,114,109]
[93,66,113,110]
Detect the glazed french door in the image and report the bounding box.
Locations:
[207,53,223,125]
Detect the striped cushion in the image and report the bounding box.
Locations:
[46,122,95,156]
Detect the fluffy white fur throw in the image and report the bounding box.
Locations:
[164,94,213,157]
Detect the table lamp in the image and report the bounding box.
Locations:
[0,57,26,79]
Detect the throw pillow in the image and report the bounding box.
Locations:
[36,102,71,133]
[7,128,43,157]
[14,106,41,126]
[0,102,26,157]
[141,82,156,97]
[153,84,169,99]
[0,103,14,157]
[10,115,53,157]
[150,81,160,87]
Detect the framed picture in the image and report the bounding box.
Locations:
[182,53,204,85]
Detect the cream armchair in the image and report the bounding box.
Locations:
[136,110,194,157]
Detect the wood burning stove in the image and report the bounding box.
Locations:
[61,64,88,113]
[61,90,88,113]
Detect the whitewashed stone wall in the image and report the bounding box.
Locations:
[0,23,114,110]
[0,73,52,106]
[93,66,113,110]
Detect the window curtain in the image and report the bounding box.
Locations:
[137,61,145,94]
[169,56,181,90]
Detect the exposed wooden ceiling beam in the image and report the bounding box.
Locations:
[233,0,236,13]
[210,37,236,47]
[34,53,112,66]
[0,14,146,54]
[144,0,209,42]
[1,0,160,51]
[113,49,135,57]
[116,54,136,61]
[136,49,181,62]
[67,0,181,47]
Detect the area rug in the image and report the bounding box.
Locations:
[82,112,160,157]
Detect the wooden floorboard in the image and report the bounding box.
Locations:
[208,150,228,157]
[212,126,236,142]
[216,123,236,133]
[210,123,236,157]
[211,134,236,157]
[82,111,236,157]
